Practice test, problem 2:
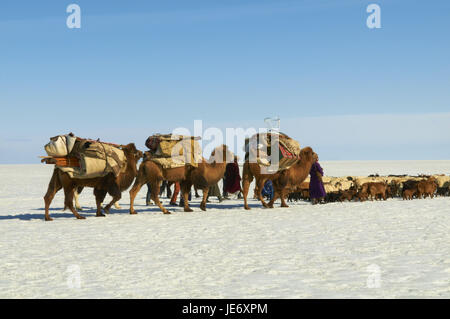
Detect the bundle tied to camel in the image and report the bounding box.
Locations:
[145,134,202,169]
[245,132,301,172]
[41,134,127,179]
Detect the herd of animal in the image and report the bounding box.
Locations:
[42,141,450,221]
[287,175,450,203]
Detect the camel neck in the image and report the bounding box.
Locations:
[120,154,138,190]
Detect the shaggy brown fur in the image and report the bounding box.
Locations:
[356,191,369,202]
[340,188,357,202]
[402,188,416,200]
[366,182,388,201]
[43,144,143,221]
[417,177,438,199]
[129,145,233,214]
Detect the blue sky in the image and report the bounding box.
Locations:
[0,0,449,163]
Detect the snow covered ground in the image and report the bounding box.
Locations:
[0,161,449,298]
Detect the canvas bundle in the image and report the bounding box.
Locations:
[245,132,301,171]
[145,134,202,168]
[72,140,126,178]
[44,134,77,157]
[43,134,126,179]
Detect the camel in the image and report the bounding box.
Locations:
[43,143,143,221]
[129,145,234,214]
[267,147,316,208]
[242,147,315,209]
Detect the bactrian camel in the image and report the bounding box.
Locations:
[129,145,234,214]
[43,143,143,221]
[242,146,315,209]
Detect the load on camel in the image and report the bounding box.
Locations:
[241,131,315,209]
[41,133,143,221]
[129,134,234,214]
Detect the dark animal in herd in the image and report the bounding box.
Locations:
[339,188,357,202]
[437,187,449,197]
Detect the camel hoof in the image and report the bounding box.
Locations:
[184,208,194,212]
[200,205,206,211]
[76,215,86,220]
[45,217,53,221]
[96,213,105,217]
[163,211,171,215]
[130,210,137,215]
[281,204,289,208]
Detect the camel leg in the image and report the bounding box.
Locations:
[280,189,289,207]
[72,186,84,211]
[195,186,200,199]
[242,178,252,210]
[150,180,171,214]
[268,190,280,208]
[103,183,121,214]
[181,181,193,212]
[63,185,85,220]
[73,190,82,211]
[114,202,122,209]
[256,178,270,208]
[129,172,148,214]
[200,188,209,211]
[242,163,253,210]
[43,169,62,221]
[94,188,107,217]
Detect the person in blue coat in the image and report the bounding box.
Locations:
[261,180,274,201]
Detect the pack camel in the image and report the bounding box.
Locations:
[144,134,202,169]
[41,133,127,179]
[244,132,301,172]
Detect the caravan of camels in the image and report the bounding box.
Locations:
[40,130,450,221]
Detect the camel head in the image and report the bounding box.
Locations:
[121,143,143,161]
[208,144,235,164]
[300,147,315,163]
